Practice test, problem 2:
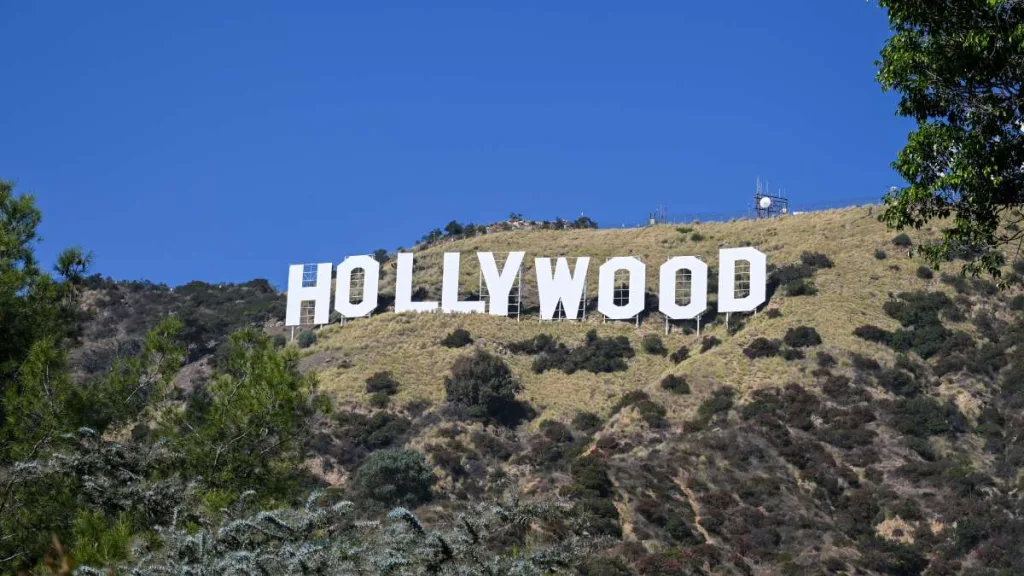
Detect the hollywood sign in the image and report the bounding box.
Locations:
[285,248,766,327]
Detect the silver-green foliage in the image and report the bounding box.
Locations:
[120,491,606,575]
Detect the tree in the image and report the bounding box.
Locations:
[0,180,92,461]
[876,1,1024,280]
[572,216,599,229]
[443,220,465,237]
[351,449,435,507]
[174,329,325,495]
[444,350,523,421]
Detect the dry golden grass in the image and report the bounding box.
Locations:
[303,205,1019,424]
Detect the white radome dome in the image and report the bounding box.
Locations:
[758,197,772,209]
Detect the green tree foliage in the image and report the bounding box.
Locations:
[0,181,92,460]
[784,326,823,348]
[174,329,324,495]
[444,350,524,421]
[641,334,667,356]
[297,329,316,348]
[351,449,435,507]
[876,0,1024,279]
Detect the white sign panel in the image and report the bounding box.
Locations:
[285,248,767,326]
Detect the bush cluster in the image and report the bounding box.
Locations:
[531,329,635,374]
[641,334,667,356]
[365,371,400,407]
[611,391,667,427]
[783,326,822,348]
[351,449,435,507]
[800,251,834,269]
[892,233,913,247]
[297,330,317,348]
[444,350,525,424]
[700,336,721,353]
[440,328,474,348]
[660,375,690,395]
[669,345,689,363]
[743,337,781,359]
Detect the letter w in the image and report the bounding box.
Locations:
[535,257,590,320]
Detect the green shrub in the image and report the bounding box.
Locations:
[883,291,952,326]
[874,249,888,260]
[351,449,435,507]
[772,263,814,285]
[916,266,934,280]
[661,375,690,394]
[851,353,882,372]
[892,233,912,247]
[70,510,134,568]
[669,345,689,363]
[766,308,782,319]
[368,392,390,408]
[784,279,818,296]
[700,336,721,353]
[572,411,603,433]
[800,251,834,269]
[696,387,735,423]
[1010,294,1024,311]
[272,334,287,348]
[876,369,920,397]
[889,397,955,437]
[854,324,892,345]
[365,371,400,395]
[611,390,651,415]
[784,326,822,348]
[636,401,667,427]
[332,411,412,453]
[532,329,634,374]
[690,232,705,242]
[743,337,781,359]
[781,348,805,361]
[444,350,524,422]
[441,328,474,348]
[539,420,573,443]
[297,330,317,348]
[816,351,837,368]
[508,333,558,354]
[641,334,667,356]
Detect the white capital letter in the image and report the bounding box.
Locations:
[286,263,332,326]
[334,255,379,318]
[478,251,525,316]
[598,257,645,320]
[535,257,590,320]
[659,257,708,319]
[442,252,485,313]
[717,247,767,313]
[396,253,439,313]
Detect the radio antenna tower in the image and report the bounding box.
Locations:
[754,176,789,219]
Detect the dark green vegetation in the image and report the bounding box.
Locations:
[877,0,1024,279]
[0,185,607,574]
[510,329,635,374]
[441,327,474,348]
[6,178,1024,575]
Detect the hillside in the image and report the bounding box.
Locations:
[263,205,1023,574]
[66,206,1024,573]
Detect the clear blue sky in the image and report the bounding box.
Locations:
[0,1,911,287]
